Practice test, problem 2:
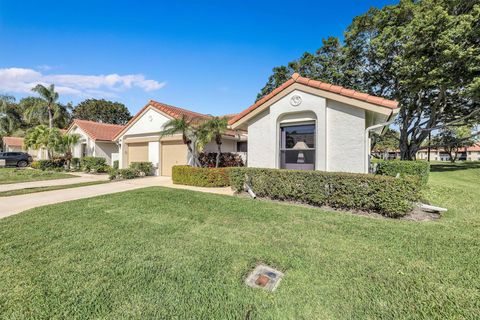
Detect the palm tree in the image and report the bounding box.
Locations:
[199,117,228,167]
[24,125,63,159]
[159,115,202,166]
[57,133,80,168]
[31,84,59,128]
[0,97,21,137]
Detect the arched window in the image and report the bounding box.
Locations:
[279,122,315,170]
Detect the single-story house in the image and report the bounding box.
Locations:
[229,73,400,174]
[2,136,24,152]
[416,143,480,161]
[114,100,247,176]
[1,136,49,159]
[66,119,125,165]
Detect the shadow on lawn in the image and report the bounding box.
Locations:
[430,162,480,172]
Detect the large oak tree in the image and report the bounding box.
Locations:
[257,0,480,160]
[72,99,132,125]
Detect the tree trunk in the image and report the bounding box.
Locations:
[216,143,222,168]
[47,106,53,128]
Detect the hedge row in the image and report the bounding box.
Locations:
[376,160,430,185]
[230,167,420,217]
[172,165,231,187]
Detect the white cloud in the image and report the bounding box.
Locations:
[0,67,166,98]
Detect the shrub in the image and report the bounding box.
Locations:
[198,152,244,168]
[70,157,80,171]
[376,160,430,185]
[109,168,140,180]
[31,159,66,171]
[113,160,119,170]
[80,157,109,173]
[230,168,421,218]
[172,165,231,187]
[129,162,154,176]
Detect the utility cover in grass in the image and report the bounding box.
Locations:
[245,264,284,292]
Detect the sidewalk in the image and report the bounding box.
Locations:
[0,176,234,219]
[0,172,109,192]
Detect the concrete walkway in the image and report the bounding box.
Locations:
[0,172,109,192]
[0,176,234,219]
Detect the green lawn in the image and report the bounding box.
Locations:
[0,168,74,184]
[0,180,109,197]
[0,163,479,319]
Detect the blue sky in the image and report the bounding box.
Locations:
[0,0,396,116]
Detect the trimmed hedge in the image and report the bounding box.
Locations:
[129,162,154,176]
[230,167,421,217]
[31,159,65,171]
[80,157,109,173]
[376,160,430,185]
[172,165,231,187]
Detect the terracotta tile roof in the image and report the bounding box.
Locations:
[229,73,399,125]
[2,136,24,147]
[466,143,480,152]
[418,143,480,153]
[149,100,210,121]
[69,119,125,141]
[114,100,242,140]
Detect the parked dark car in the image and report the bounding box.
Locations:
[0,152,33,167]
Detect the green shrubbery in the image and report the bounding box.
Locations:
[31,159,66,171]
[129,162,154,176]
[80,157,109,173]
[376,160,430,185]
[230,167,420,217]
[113,160,119,170]
[70,158,80,171]
[109,168,140,180]
[109,162,154,180]
[172,165,231,187]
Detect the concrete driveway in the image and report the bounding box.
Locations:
[0,176,234,219]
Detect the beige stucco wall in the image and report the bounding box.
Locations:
[246,89,367,173]
[326,100,365,173]
[95,141,119,165]
[117,108,171,169]
[69,125,119,164]
[203,139,237,153]
[248,90,327,170]
[70,126,93,158]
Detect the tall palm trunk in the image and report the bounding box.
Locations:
[47,105,53,128]
[215,134,222,168]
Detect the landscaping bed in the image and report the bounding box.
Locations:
[0,163,478,318]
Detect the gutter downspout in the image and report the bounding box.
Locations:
[364,116,396,174]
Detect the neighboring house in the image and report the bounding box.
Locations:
[1,136,49,159]
[114,100,247,176]
[417,143,480,161]
[2,136,24,152]
[66,119,125,165]
[229,73,400,174]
